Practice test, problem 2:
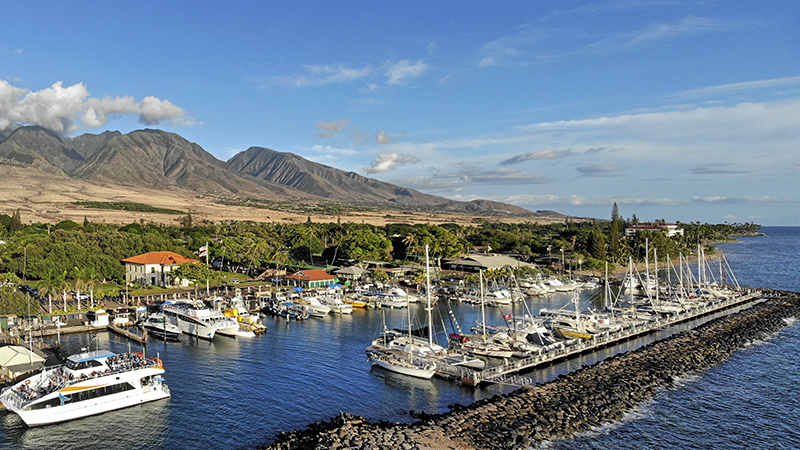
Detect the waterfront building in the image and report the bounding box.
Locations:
[121,251,200,287]
[624,221,684,237]
[285,269,338,289]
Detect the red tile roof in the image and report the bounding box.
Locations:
[286,269,336,282]
[121,251,200,265]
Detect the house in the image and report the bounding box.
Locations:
[285,269,338,289]
[624,222,684,237]
[333,266,368,281]
[121,251,200,287]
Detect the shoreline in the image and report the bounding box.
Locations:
[257,288,799,449]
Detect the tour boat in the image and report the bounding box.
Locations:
[0,350,170,427]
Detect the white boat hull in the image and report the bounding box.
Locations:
[369,354,435,379]
[14,382,170,426]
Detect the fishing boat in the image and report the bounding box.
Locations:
[140,313,182,340]
[0,350,169,426]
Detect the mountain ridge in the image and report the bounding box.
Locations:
[0,126,566,219]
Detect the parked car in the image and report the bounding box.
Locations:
[17,285,38,296]
[69,291,90,301]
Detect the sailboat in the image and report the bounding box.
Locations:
[366,245,440,378]
[449,270,516,359]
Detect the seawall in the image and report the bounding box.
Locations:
[257,289,800,450]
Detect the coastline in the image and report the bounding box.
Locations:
[258,289,799,450]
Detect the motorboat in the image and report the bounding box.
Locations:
[140,313,182,340]
[295,295,331,317]
[162,300,239,339]
[222,293,267,335]
[0,349,169,426]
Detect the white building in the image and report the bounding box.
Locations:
[624,222,684,237]
[121,251,200,287]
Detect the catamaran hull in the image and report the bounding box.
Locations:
[14,387,170,427]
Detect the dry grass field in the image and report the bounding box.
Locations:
[0,166,562,227]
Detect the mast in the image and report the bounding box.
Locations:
[654,247,658,303]
[425,245,433,347]
[480,269,486,341]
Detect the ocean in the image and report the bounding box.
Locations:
[1,226,797,450]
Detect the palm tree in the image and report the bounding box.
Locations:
[38,269,60,314]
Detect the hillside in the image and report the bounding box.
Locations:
[0,126,570,224]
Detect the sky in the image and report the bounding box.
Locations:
[1,1,798,225]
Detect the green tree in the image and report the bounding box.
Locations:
[171,262,214,296]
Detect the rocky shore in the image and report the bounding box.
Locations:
[257,289,799,450]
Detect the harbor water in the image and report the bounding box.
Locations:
[1,226,798,449]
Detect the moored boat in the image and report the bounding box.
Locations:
[0,350,170,426]
[140,312,182,340]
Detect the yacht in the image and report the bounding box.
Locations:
[0,349,169,427]
[140,313,182,340]
[162,300,239,339]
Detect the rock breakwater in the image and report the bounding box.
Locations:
[258,290,799,450]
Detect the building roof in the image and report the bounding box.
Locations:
[121,251,200,265]
[286,269,337,282]
[0,345,46,373]
[334,266,368,276]
[443,254,536,270]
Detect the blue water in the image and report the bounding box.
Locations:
[1,227,797,449]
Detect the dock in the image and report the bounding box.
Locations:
[108,324,146,344]
[436,289,762,386]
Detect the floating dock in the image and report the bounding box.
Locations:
[436,289,762,386]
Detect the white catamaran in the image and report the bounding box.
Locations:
[0,349,170,426]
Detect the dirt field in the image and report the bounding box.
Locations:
[0,166,564,227]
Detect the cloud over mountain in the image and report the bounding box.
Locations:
[0,79,190,135]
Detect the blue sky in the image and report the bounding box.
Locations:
[1,1,798,225]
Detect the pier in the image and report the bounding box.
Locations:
[436,289,762,386]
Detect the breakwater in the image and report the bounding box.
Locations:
[258,289,800,450]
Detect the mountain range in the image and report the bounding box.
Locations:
[0,126,565,219]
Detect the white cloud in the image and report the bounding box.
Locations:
[665,75,800,101]
[0,79,189,135]
[376,130,390,144]
[384,60,427,85]
[363,152,420,174]
[316,120,348,138]
[270,64,372,88]
[476,25,535,68]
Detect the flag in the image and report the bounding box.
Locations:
[198,245,208,257]
[503,314,513,321]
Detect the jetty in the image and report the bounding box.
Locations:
[260,289,799,450]
[436,289,762,386]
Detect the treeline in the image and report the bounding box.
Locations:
[0,206,760,300]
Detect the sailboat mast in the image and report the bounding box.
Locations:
[480,269,486,340]
[425,244,433,347]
